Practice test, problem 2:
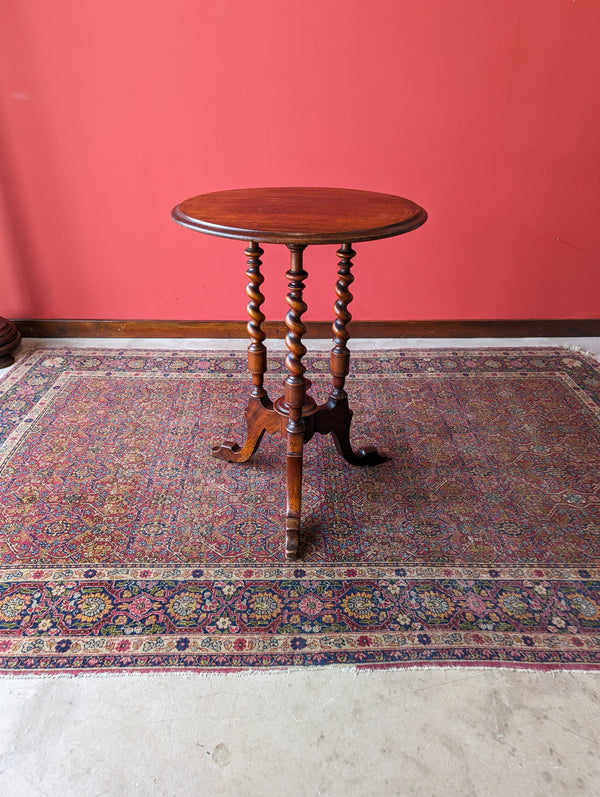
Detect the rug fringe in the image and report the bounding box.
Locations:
[0,662,595,681]
[561,342,599,361]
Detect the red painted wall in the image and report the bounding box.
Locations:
[1,0,599,322]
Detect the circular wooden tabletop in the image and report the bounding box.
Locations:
[171,187,427,245]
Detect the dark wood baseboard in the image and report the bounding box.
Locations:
[14,318,600,339]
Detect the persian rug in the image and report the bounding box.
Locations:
[0,346,599,674]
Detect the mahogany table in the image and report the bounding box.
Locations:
[171,187,427,560]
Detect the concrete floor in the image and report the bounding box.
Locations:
[1,337,600,797]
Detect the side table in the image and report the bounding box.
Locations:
[172,187,427,559]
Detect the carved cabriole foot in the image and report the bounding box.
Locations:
[309,395,386,466]
[0,317,21,368]
[211,394,280,463]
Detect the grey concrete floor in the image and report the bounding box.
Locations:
[1,338,600,797]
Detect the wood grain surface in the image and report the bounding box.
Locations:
[172,187,427,245]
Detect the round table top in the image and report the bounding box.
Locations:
[171,187,427,245]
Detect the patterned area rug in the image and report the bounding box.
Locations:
[0,347,599,673]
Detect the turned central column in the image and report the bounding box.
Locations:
[284,245,308,428]
[283,244,308,559]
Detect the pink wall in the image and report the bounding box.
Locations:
[1,0,599,322]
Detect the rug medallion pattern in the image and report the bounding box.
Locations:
[0,348,599,672]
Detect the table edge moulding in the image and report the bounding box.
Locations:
[172,187,427,244]
[171,186,427,560]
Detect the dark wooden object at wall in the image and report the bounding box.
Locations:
[0,317,21,368]
[172,187,427,559]
[15,319,600,339]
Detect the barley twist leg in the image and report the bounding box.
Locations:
[212,242,279,463]
[316,243,385,466]
[283,244,308,560]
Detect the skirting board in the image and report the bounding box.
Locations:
[14,319,600,339]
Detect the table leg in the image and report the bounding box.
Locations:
[212,242,279,463]
[283,244,308,560]
[245,241,268,400]
[313,243,385,466]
